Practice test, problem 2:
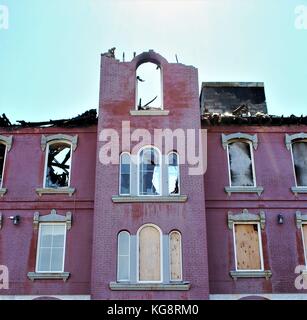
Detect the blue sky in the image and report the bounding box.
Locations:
[0,0,306,123]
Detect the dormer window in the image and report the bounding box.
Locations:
[136,62,162,110]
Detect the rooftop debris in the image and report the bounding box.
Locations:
[0,109,97,129]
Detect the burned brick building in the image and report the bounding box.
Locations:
[0,50,307,300]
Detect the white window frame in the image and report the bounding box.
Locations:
[167,151,180,196]
[226,140,257,188]
[117,231,131,282]
[35,223,67,274]
[233,222,264,272]
[135,62,164,111]
[0,143,8,189]
[169,230,183,282]
[119,152,131,196]
[137,146,162,196]
[301,224,307,268]
[136,224,163,284]
[290,139,307,188]
[43,140,73,189]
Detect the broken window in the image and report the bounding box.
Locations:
[119,153,131,195]
[117,231,130,282]
[168,152,180,195]
[292,142,307,187]
[228,141,255,187]
[234,223,263,271]
[139,147,161,196]
[139,225,161,282]
[169,231,182,281]
[136,62,162,110]
[0,143,6,188]
[45,142,72,188]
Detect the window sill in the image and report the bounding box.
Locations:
[109,282,190,291]
[0,188,7,197]
[27,272,70,282]
[225,186,264,196]
[112,195,188,203]
[291,187,307,196]
[36,187,75,197]
[130,110,170,116]
[230,270,272,280]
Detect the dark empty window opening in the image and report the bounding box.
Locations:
[0,143,6,187]
[228,141,255,187]
[136,62,162,110]
[168,152,180,195]
[292,141,307,187]
[139,147,161,196]
[45,142,72,188]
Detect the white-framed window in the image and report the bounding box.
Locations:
[0,142,7,189]
[137,224,163,283]
[169,230,182,281]
[168,152,180,195]
[43,141,72,189]
[290,140,307,187]
[36,223,67,273]
[227,140,256,187]
[119,153,131,195]
[233,222,264,272]
[117,231,130,282]
[138,146,161,196]
[136,62,162,110]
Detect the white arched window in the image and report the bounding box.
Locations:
[44,141,72,188]
[136,62,162,110]
[138,224,162,283]
[119,153,131,195]
[169,231,182,281]
[139,147,161,196]
[117,231,130,282]
[168,152,180,195]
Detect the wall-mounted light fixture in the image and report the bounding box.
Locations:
[9,215,20,225]
[277,214,284,225]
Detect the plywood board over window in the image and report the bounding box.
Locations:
[139,226,161,282]
[234,224,261,270]
[302,225,307,265]
[169,231,182,281]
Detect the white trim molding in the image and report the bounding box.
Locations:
[296,211,307,229]
[27,272,70,282]
[210,293,307,300]
[0,135,13,151]
[285,133,307,150]
[109,282,190,291]
[229,270,272,280]
[36,187,75,197]
[41,134,78,151]
[130,110,170,116]
[0,295,91,300]
[0,212,2,230]
[112,195,188,203]
[33,209,72,230]
[225,186,264,196]
[0,188,7,197]
[228,209,266,230]
[222,133,258,150]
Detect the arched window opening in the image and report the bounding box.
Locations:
[117,231,130,282]
[169,231,182,281]
[136,62,162,110]
[292,141,307,187]
[168,152,180,195]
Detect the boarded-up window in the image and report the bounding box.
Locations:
[292,142,307,187]
[168,152,180,195]
[0,143,6,187]
[302,225,307,265]
[228,141,255,187]
[139,225,161,282]
[117,231,130,281]
[119,153,131,195]
[169,231,182,281]
[234,224,262,271]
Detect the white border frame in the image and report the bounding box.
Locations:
[137,146,162,197]
[167,151,180,196]
[301,223,307,269]
[135,62,164,111]
[119,152,132,196]
[117,230,131,282]
[43,141,73,189]
[290,139,307,188]
[0,143,8,189]
[35,223,67,274]
[169,230,183,282]
[136,224,163,284]
[226,140,257,188]
[233,222,264,272]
